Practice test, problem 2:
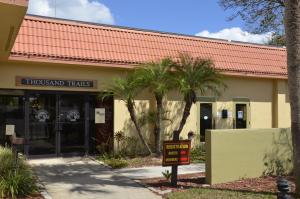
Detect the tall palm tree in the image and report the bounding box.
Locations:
[169,53,225,186]
[285,0,300,195]
[103,74,153,155]
[172,53,225,139]
[134,58,175,155]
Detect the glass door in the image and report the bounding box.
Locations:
[58,94,85,154]
[28,94,56,155]
[200,103,213,142]
[235,104,247,129]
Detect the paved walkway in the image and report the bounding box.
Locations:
[114,163,205,179]
[28,157,161,199]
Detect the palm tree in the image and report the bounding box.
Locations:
[169,53,225,186]
[285,0,300,195]
[103,74,153,155]
[134,58,175,155]
[172,53,225,139]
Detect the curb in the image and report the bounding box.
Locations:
[36,181,52,199]
[89,156,164,197]
[88,156,113,169]
[133,179,171,197]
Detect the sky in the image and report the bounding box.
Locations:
[27,0,273,44]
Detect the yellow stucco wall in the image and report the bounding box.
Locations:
[205,128,293,185]
[0,61,292,151]
[276,80,291,127]
[0,61,128,91]
[214,77,274,129]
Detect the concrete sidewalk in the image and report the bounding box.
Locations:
[29,157,161,199]
[114,163,205,180]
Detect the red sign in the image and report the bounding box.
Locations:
[162,140,191,166]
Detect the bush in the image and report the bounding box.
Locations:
[190,143,206,163]
[104,158,128,169]
[0,147,37,198]
[98,153,128,169]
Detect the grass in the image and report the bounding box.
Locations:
[167,188,276,199]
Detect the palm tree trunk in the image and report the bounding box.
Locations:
[154,94,163,155]
[285,0,300,195]
[127,100,153,155]
[170,95,193,187]
[175,93,194,136]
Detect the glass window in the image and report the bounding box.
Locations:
[0,96,25,145]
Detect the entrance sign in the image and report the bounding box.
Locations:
[162,140,191,167]
[95,108,105,123]
[16,76,97,89]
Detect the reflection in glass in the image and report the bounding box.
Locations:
[29,94,56,155]
[59,95,85,154]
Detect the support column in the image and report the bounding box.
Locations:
[24,93,29,156]
[84,95,90,155]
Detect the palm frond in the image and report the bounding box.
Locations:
[173,53,227,100]
[101,73,142,103]
[133,58,176,97]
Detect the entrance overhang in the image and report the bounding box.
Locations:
[0,0,27,60]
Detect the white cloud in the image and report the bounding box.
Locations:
[27,0,115,24]
[196,27,273,44]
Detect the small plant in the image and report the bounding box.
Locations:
[264,159,289,176]
[162,170,172,181]
[114,131,126,151]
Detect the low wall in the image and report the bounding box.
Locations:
[205,128,293,185]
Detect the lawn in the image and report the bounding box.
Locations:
[167,188,276,199]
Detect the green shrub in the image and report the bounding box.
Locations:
[104,158,128,169]
[0,147,37,198]
[190,143,206,163]
[98,153,128,169]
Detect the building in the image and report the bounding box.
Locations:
[0,1,289,156]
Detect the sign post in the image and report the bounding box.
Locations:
[162,137,191,186]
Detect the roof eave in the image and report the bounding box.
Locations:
[8,55,287,80]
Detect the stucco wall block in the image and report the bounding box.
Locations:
[205,128,292,185]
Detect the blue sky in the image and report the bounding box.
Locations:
[27,0,273,44]
[99,0,243,35]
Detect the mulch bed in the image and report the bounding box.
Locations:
[125,156,162,168]
[141,173,296,194]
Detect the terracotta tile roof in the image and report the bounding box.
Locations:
[10,15,287,78]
